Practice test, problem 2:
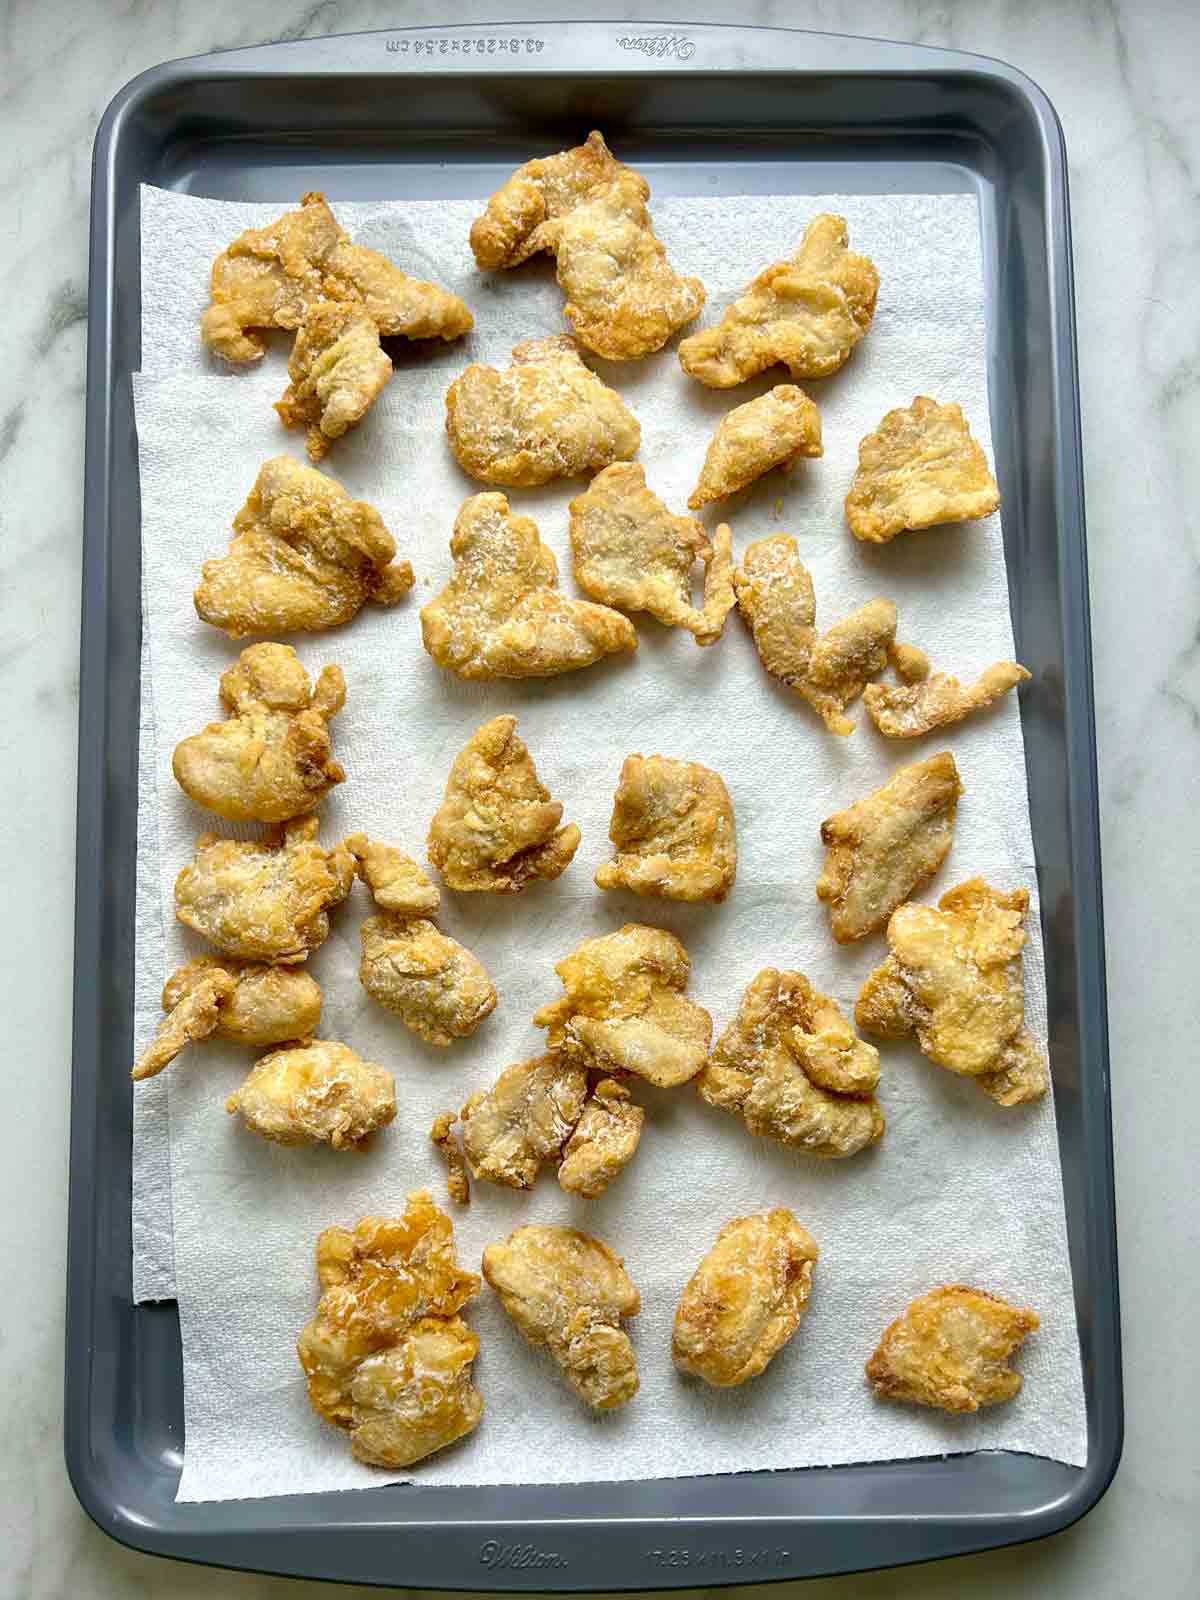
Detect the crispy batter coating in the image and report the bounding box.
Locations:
[359,914,497,1047]
[444,337,641,488]
[173,643,345,824]
[534,923,713,1088]
[557,1079,645,1198]
[555,170,705,360]
[195,456,414,638]
[846,396,1001,543]
[297,1193,482,1466]
[201,191,473,364]
[427,716,581,891]
[174,815,355,964]
[273,300,392,462]
[817,753,962,943]
[431,1112,470,1206]
[482,1224,640,1410]
[891,641,931,684]
[460,1052,588,1190]
[226,1039,395,1149]
[345,832,441,916]
[733,536,902,734]
[866,1285,1039,1412]
[697,969,884,1159]
[132,956,322,1081]
[421,494,636,680]
[864,661,1030,738]
[594,754,737,903]
[569,464,735,644]
[855,877,1049,1106]
[672,1210,820,1387]
[469,131,633,270]
[679,214,878,387]
[688,385,823,510]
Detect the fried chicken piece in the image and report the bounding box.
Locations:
[444,337,641,488]
[172,643,345,824]
[534,923,713,1088]
[594,754,737,903]
[359,915,497,1047]
[174,815,355,964]
[856,877,1049,1106]
[469,130,633,269]
[482,1224,640,1410]
[817,753,962,943]
[345,833,441,916]
[421,493,636,680]
[226,1039,395,1149]
[555,170,705,360]
[195,456,414,638]
[689,385,823,510]
[846,396,1001,543]
[733,536,917,735]
[569,464,734,644]
[431,1112,470,1206]
[297,1193,482,1466]
[460,1052,588,1190]
[201,190,473,364]
[427,716,581,891]
[273,300,392,462]
[131,955,322,1081]
[672,1210,819,1387]
[557,1079,645,1198]
[679,214,878,388]
[891,641,931,683]
[866,1285,1039,1412]
[864,661,1031,738]
[732,533,817,684]
[697,969,884,1159]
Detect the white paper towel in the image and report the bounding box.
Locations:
[133,184,1087,1501]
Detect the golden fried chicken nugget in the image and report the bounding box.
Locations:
[469,130,634,269]
[801,598,900,736]
[445,337,641,488]
[359,915,497,1047]
[460,1052,588,1191]
[421,496,636,681]
[428,716,581,891]
[846,396,1001,543]
[697,969,883,1158]
[689,385,823,510]
[555,170,705,360]
[864,661,1030,738]
[431,1111,470,1206]
[817,753,962,943]
[297,1194,482,1466]
[569,464,734,644]
[226,1039,395,1149]
[174,815,355,964]
[856,877,1048,1106]
[173,643,345,824]
[274,300,392,462]
[132,955,322,1081]
[679,213,878,388]
[557,1078,645,1199]
[594,754,737,903]
[866,1284,1039,1412]
[482,1224,640,1410]
[673,1210,819,1387]
[345,832,441,916]
[534,923,713,1088]
[201,191,472,363]
[195,456,414,638]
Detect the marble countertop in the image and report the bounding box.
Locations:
[4,1,1196,1597]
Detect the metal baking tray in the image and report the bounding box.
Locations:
[69,20,1120,1589]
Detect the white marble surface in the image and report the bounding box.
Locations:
[1,0,1196,1596]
